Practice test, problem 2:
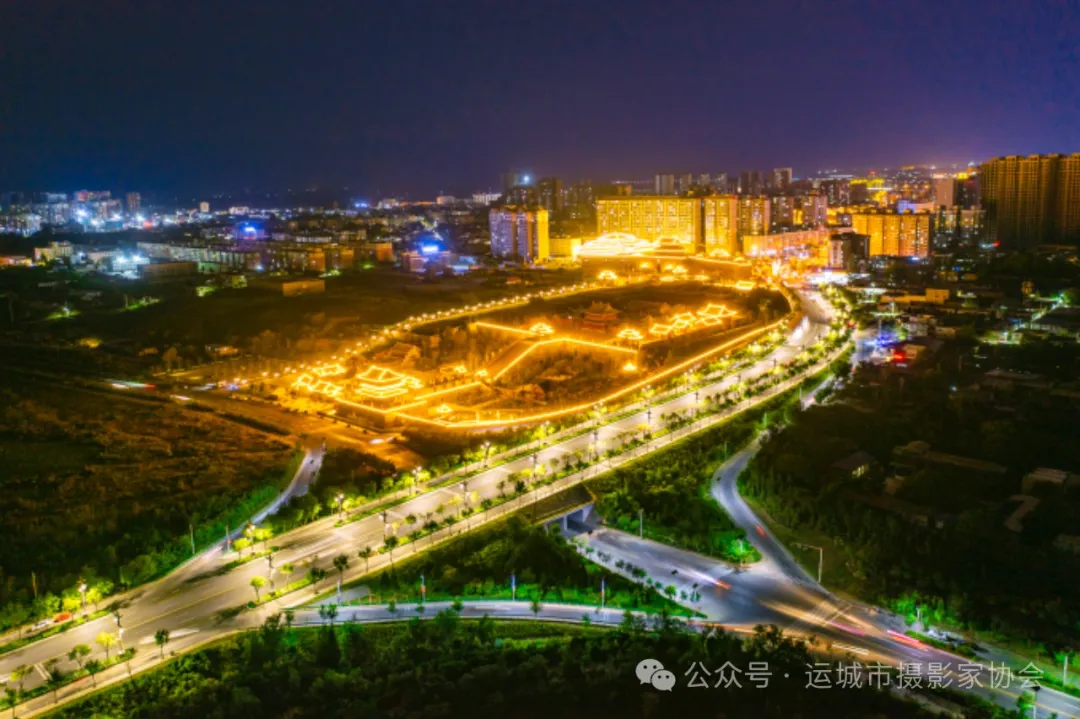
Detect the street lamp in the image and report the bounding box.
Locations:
[482,441,491,468]
[412,466,422,495]
[336,492,345,519]
[461,480,469,504]
[78,582,87,615]
[592,429,599,460]
[796,543,824,584]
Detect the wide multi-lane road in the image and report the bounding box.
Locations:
[0,289,835,716]
[567,357,1080,717]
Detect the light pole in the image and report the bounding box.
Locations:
[511,572,516,602]
[336,492,345,520]
[638,509,644,538]
[592,428,599,460]
[78,582,87,616]
[413,466,422,495]
[381,511,389,538]
[482,441,491,468]
[796,543,824,584]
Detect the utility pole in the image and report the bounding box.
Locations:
[189,523,196,556]
[639,509,644,538]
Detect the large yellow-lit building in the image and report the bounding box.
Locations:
[980,154,1080,248]
[702,195,738,256]
[596,196,701,254]
[850,210,932,258]
[548,236,582,258]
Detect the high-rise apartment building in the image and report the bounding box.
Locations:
[980,154,1080,248]
[126,192,141,215]
[736,196,770,245]
[739,171,763,195]
[772,167,793,190]
[676,173,694,194]
[537,177,563,215]
[654,174,676,195]
[933,177,956,208]
[489,207,549,262]
[819,179,851,207]
[770,196,796,227]
[850,210,932,258]
[796,194,828,227]
[596,196,701,253]
[702,195,738,256]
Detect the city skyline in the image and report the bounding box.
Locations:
[2,0,1079,197]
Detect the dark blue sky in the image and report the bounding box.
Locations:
[2,0,1078,198]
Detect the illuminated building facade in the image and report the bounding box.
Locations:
[596,196,701,253]
[736,196,771,245]
[548,236,582,258]
[819,179,851,207]
[850,211,932,258]
[772,167,792,190]
[537,177,563,214]
[702,195,738,256]
[980,154,1080,248]
[796,194,828,226]
[489,207,550,262]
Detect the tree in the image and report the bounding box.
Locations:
[4,686,17,719]
[451,598,464,613]
[96,631,117,661]
[43,658,63,703]
[233,538,251,558]
[318,604,339,626]
[280,562,295,587]
[387,600,397,616]
[284,609,296,633]
[67,644,90,670]
[384,536,399,567]
[358,547,373,574]
[530,597,542,618]
[333,554,349,584]
[250,576,268,602]
[85,659,102,687]
[154,628,170,659]
[9,666,30,694]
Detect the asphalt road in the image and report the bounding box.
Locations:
[0,288,838,715]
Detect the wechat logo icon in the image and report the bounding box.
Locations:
[636,658,676,691]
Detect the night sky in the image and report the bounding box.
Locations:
[2,0,1078,198]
